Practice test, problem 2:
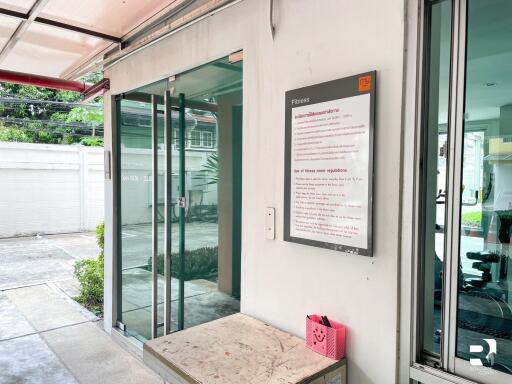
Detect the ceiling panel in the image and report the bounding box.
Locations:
[39,0,178,38]
[0,0,223,79]
[0,14,20,51]
[0,0,36,13]
[0,22,108,77]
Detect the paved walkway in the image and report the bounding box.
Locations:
[0,232,100,292]
[0,233,164,384]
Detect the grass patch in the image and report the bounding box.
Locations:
[461,211,482,228]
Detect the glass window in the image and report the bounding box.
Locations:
[202,131,213,148]
[118,99,155,341]
[116,55,242,340]
[189,130,201,147]
[456,0,512,374]
[122,114,138,127]
[138,116,151,127]
[420,0,452,358]
[174,128,180,149]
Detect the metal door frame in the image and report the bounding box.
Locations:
[114,92,216,338]
[406,0,512,383]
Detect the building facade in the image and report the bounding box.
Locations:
[102,1,512,383]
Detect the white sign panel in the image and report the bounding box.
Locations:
[284,73,375,255]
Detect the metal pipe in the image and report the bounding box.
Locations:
[164,90,172,335]
[81,78,110,103]
[0,69,88,92]
[151,95,159,339]
[178,93,186,331]
[112,95,122,329]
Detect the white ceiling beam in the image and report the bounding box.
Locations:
[0,0,51,65]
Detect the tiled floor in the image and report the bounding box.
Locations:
[0,232,164,384]
[120,272,240,339]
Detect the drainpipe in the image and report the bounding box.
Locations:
[0,69,89,92]
[0,69,110,101]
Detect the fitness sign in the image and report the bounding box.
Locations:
[284,72,375,256]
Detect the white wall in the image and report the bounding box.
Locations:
[118,148,217,225]
[105,1,406,382]
[0,142,104,238]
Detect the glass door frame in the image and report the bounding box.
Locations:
[114,91,219,339]
[408,0,511,383]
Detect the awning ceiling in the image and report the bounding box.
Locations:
[0,0,233,80]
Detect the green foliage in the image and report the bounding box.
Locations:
[50,112,68,121]
[0,72,103,145]
[461,211,482,228]
[16,85,53,101]
[80,136,104,146]
[82,71,103,84]
[34,130,59,144]
[0,125,31,142]
[194,153,219,186]
[0,122,61,144]
[61,134,76,145]
[74,222,104,316]
[66,106,103,125]
[148,246,219,281]
[55,90,81,102]
[96,221,105,252]
[74,254,104,316]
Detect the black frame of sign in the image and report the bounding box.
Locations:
[283,71,376,256]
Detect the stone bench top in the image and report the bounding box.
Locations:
[143,313,345,384]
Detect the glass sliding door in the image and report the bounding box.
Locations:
[116,54,242,341]
[417,0,512,382]
[454,0,512,380]
[118,97,160,341]
[420,0,452,360]
[170,56,243,329]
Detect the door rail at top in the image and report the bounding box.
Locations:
[120,92,218,113]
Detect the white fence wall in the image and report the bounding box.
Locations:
[120,148,217,226]
[0,142,104,238]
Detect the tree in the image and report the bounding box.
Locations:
[0,71,104,145]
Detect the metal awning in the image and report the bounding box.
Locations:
[0,0,238,80]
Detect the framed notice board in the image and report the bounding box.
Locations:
[283,71,375,256]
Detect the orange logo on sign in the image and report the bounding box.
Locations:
[358,75,372,92]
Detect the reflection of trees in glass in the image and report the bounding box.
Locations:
[195,153,219,186]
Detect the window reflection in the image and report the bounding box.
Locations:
[421,0,452,357]
[456,0,512,375]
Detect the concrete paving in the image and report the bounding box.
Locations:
[0,284,164,384]
[0,232,99,291]
[0,227,237,383]
[0,232,165,384]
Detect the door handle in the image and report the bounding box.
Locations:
[177,196,187,208]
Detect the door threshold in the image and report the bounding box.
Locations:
[110,326,145,360]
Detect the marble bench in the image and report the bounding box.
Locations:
[143,313,346,384]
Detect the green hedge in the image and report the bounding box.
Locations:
[74,222,104,316]
[461,211,482,228]
[147,246,218,281]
